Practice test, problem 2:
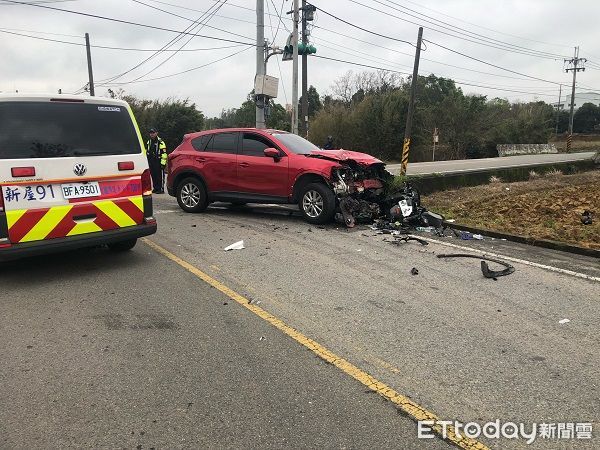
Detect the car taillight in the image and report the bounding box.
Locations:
[11,167,36,177]
[118,161,135,171]
[141,169,152,195]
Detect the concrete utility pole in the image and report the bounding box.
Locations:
[301,0,308,137]
[85,33,95,96]
[555,84,562,136]
[255,0,266,129]
[291,0,299,135]
[564,46,586,152]
[400,27,423,176]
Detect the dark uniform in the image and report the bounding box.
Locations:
[146,130,167,193]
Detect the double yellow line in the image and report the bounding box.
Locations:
[143,238,488,450]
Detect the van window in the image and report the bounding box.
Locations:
[0,101,141,159]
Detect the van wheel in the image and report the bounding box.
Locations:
[299,182,336,224]
[108,239,137,252]
[177,177,208,213]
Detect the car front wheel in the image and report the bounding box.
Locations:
[177,177,208,213]
[299,182,336,224]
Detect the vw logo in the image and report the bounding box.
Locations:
[73,163,87,176]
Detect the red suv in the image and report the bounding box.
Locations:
[167,128,389,224]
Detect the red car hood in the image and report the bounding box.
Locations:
[309,149,383,166]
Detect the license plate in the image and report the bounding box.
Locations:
[61,182,101,199]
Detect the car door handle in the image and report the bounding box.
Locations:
[239,162,250,168]
[195,157,206,162]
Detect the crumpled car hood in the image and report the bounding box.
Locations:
[309,149,383,166]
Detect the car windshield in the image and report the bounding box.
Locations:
[271,132,319,155]
[0,101,140,159]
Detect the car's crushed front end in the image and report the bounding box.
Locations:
[307,149,394,227]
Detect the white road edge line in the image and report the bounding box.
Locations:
[414,235,600,283]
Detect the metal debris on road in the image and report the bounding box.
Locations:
[224,240,245,251]
[436,253,515,279]
[558,319,570,324]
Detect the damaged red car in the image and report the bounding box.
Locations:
[167,128,392,225]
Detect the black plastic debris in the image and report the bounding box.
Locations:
[392,236,429,246]
[582,210,593,225]
[437,253,515,278]
[410,267,419,275]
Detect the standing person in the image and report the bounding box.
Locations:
[146,128,167,193]
[323,135,334,150]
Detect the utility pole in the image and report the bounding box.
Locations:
[301,0,308,137]
[291,0,299,135]
[400,27,423,176]
[255,0,266,129]
[85,33,95,96]
[564,46,586,152]
[554,84,562,136]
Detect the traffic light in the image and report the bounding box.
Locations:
[282,34,317,61]
[298,42,317,55]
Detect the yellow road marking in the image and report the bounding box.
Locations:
[142,238,488,450]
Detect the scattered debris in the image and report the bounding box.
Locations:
[436,253,515,278]
[558,318,570,324]
[410,267,419,275]
[259,336,265,341]
[472,234,484,240]
[391,236,429,246]
[581,210,593,225]
[224,240,245,251]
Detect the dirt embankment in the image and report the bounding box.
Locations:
[423,170,600,249]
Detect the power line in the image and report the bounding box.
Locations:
[313,37,562,93]
[130,0,252,42]
[0,26,81,38]
[96,0,227,85]
[312,4,416,47]
[425,39,563,85]
[102,47,251,86]
[394,0,572,49]
[117,0,228,85]
[265,0,288,104]
[311,26,562,83]
[0,28,245,52]
[1,0,256,46]
[370,0,569,59]
[311,54,563,98]
[346,0,567,60]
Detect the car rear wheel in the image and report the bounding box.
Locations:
[177,177,208,213]
[108,239,137,252]
[299,182,336,224]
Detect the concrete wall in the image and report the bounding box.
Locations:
[496,143,557,157]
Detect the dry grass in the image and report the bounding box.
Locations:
[423,169,600,249]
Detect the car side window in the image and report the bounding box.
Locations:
[206,132,238,154]
[191,135,210,151]
[242,133,278,157]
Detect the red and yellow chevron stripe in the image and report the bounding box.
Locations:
[6,197,144,243]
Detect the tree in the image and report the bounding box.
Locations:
[124,95,205,151]
[573,102,600,133]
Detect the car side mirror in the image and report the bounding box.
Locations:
[264,147,281,159]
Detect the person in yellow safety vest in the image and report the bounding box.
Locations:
[146,128,167,194]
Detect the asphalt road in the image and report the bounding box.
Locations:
[2,196,599,449]
[0,223,448,448]
[386,151,596,175]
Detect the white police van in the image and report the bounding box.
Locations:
[0,94,157,261]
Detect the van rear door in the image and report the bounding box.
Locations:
[0,98,151,246]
